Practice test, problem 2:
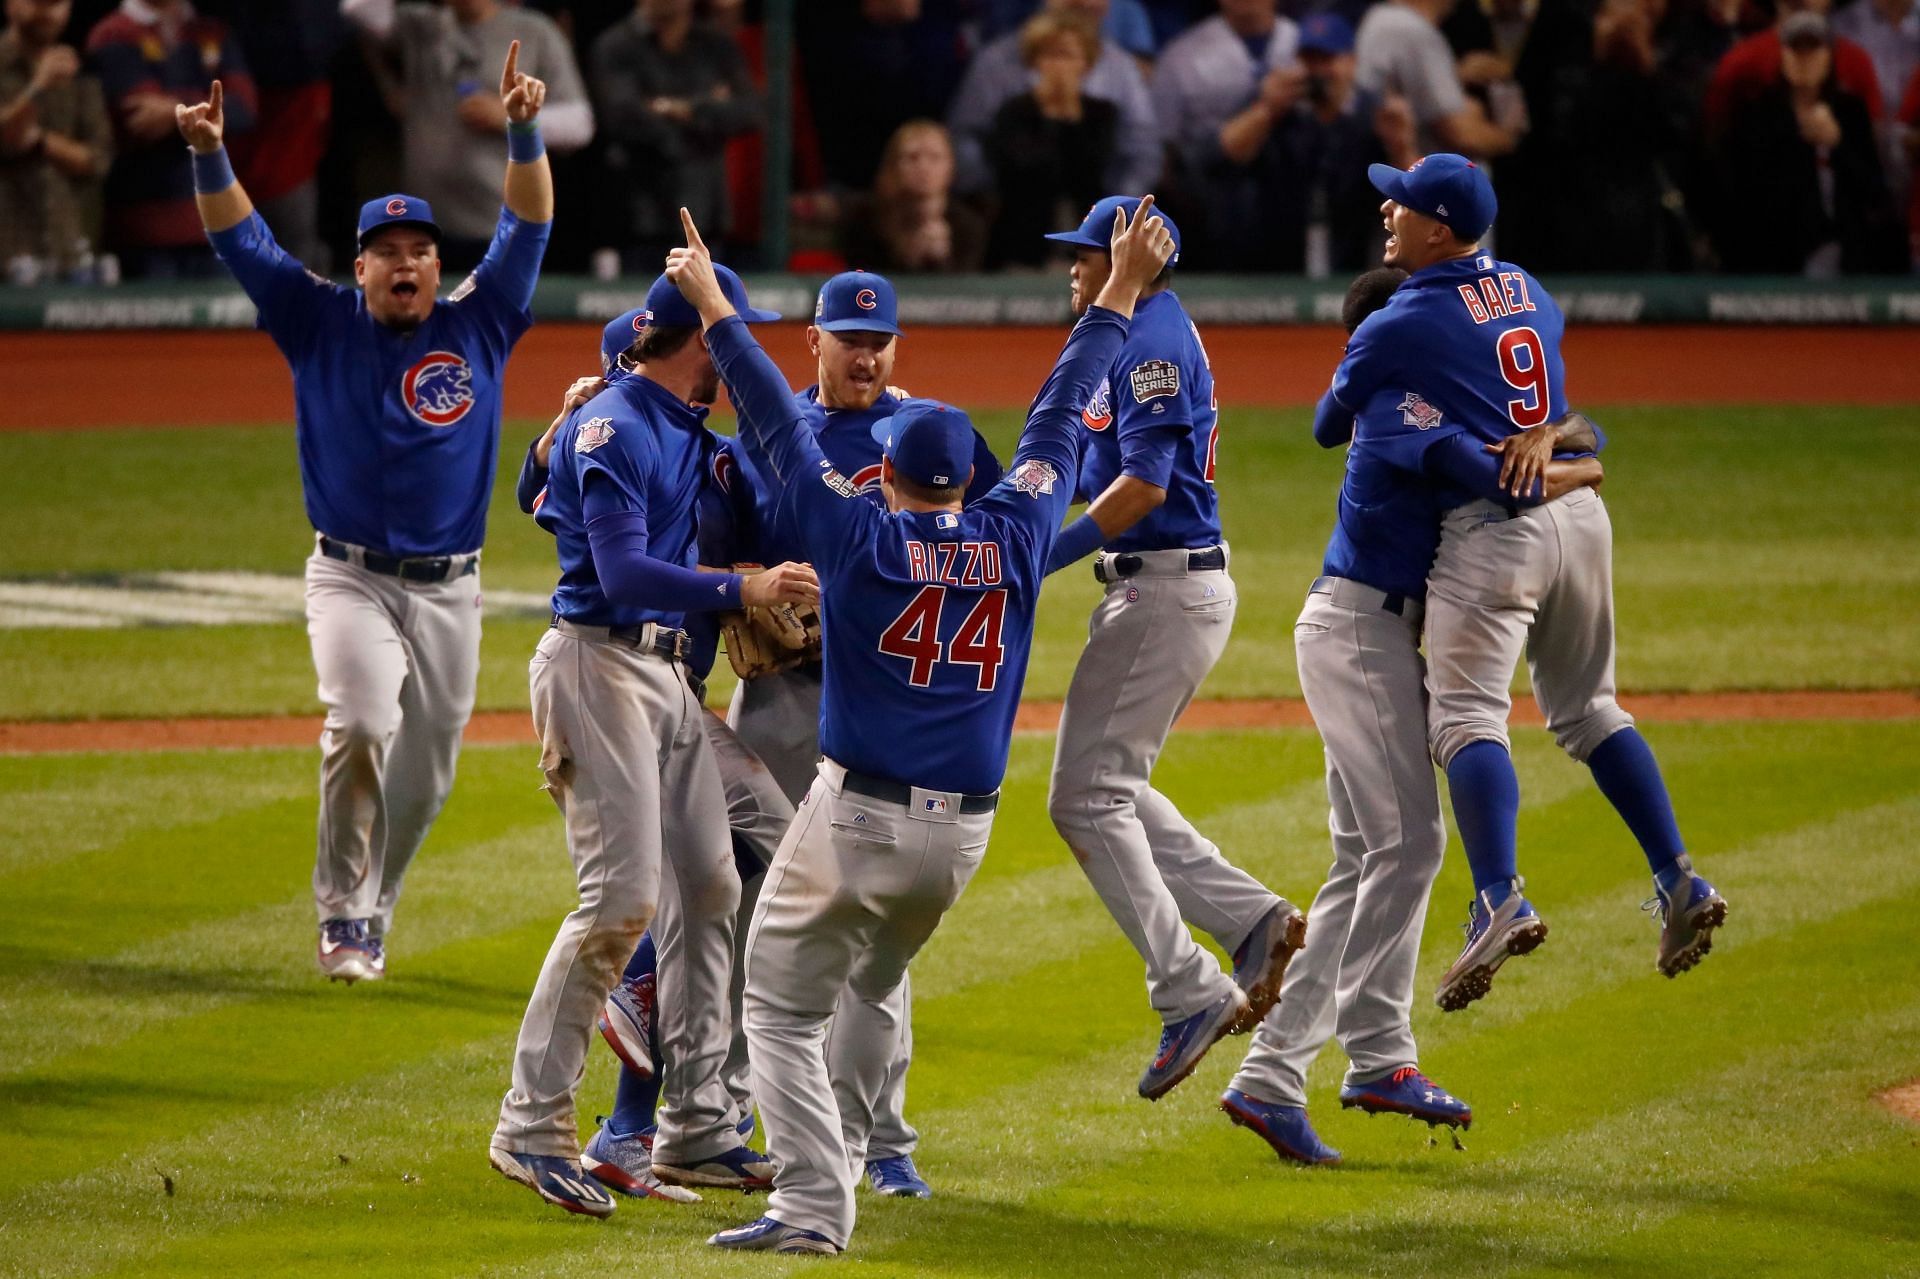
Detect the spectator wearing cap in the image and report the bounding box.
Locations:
[1204,12,1416,272]
[588,0,762,276]
[0,0,113,281]
[1715,9,1907,272]
[985,10,1118,267]
[839,119,989,273]
[1705,0,1886,136]
[86,0,256,276]
[343,0,593,270]
[946,0,1162,198]
[1354,0,1518,161]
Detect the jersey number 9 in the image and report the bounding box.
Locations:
[1496,327,1551,430]
[878,585,1008,692]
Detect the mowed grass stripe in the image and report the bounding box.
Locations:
[32,884,1920,1279]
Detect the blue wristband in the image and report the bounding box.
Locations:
[507,120,544,164]
[191,146,237,194]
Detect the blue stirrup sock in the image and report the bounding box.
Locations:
[606,931,661,1138]
[1446,741,1522,898]
[1585,729,1687,884]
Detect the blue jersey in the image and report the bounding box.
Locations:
[709,310,1129,796]
[735,387,1004,568]
[208,208,548,557]
[1331,253,1567,451]
[1070,289,1222,553]
[538,374,716,630]
[1320,389,1467,599]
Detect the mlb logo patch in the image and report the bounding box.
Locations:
[575,416,616,453]
[935,512,959,531]
[923,796,949,814]
[1398,392,1443,431]
[1129,359,1180,403]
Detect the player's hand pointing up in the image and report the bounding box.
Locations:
[500,40,547,124]
[175,79,224,154]
[665,207,734,326]
[1092,196,1175,318]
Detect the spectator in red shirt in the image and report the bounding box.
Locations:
[86,0,254,276]
[1704,0,1884,135]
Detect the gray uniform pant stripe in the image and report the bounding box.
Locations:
[746,762,991,1248]
[1049,567,1281,1021]
[1425,488,1634,769]
[729,666,919,1159]
[493,629,740,1163]
[304,551,479,937]
[1231,587,1442,1104]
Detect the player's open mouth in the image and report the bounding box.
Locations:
[392,282,418,299]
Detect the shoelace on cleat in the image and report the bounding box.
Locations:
[1641,894,1667,926]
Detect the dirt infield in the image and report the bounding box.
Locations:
[1879,1081,1920,1125]
[5,324,1919,431]
[2,690,1913,756]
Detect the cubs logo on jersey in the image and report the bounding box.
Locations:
[849,463,884,493]
[1081,379,1114,431]
[1398,392,1444,431]
[402,351,476,427]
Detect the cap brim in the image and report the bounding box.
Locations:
[869,418,896,452]
[1044,230,1106,250]
[1367,163,1412,205]
[817,317,903,336]
[358,218,441,249]
[739,307,783,324]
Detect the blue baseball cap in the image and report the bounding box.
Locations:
[1298,12,1355,55]
[601,307,648,376]
[1044,195,1181,266]
[357,193,440,249]
[869,399,977,490]
[641,264,782,328]
[815,271,902,336]
[1368,153,1497,242]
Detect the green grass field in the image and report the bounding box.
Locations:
[2,404,1917,719]
[2,401,1917,1276]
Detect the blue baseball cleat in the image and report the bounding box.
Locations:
[1339,1067,1472,1128]
[596,970,656,1079]
[316,918,376,984]
[1230,902,1308,1031]
[1435,878,1548,1012]
[1649,855,1728,977]
[488,1147,617,1218]
[866,1153,931,1198]
[1220,1089,1341,1165]
[708,1215,841,1255]
[651,1141,775,1191]
[1138,987,1249,1100]
[581,1122,701,1203]
[362,933,386,982]
[736,1111,757,1142]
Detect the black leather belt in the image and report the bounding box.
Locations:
[551,615,694,661]
[841,767,998,814]
[320,535,478,583]
[1309,574,1413,617]
[1095,545,1227,582]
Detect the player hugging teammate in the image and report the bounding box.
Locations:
[181,46,1733,1243]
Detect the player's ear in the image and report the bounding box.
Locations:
[353,254,367,287]
[807,325,823,357]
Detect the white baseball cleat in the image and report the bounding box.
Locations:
[1434,879,1547,1011]
[317,918,376,984]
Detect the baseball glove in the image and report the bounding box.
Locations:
[720,563,823,679]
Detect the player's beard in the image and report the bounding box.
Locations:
[692,364,722,407]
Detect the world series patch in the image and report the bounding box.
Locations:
[575,416,616,453]
[1129,359,1180,403]
[817,458,858,498]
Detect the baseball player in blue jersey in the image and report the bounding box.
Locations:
[1222,268,1604,1165]
[724,271,1003,1201]
[176,47,552,985]
[508,311,790,1206]
[664,202,1175,1255]
[487,266,819,1219]
[1039,196,1304,1101]
[1331,154,1729,1013]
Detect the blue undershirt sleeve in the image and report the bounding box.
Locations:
[1312,388,1355,448]
[515,437,548,515]
[586,508,745,613]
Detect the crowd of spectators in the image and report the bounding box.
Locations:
[2,0,1917,283]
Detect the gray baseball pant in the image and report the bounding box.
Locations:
[303,544,480,939]
[1424,488,1634,770]
[729,665,920,1161]
[1230,580,1443,1104]
[650,712,794,1126]
[745,759,992,1249]
[1049,548,1283,1022]
[493,623,741,1166]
